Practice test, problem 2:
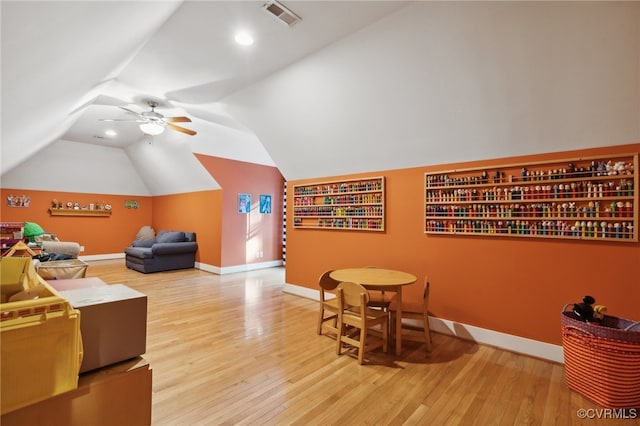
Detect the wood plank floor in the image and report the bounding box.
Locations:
[84,260,638,426]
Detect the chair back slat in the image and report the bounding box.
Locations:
[336,281,387,364]
[337,281,369,308]
[319,270,339,291]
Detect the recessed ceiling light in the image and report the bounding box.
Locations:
[105,129,117,137]
[234,32,254,46]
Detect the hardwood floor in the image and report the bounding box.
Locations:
[84,260,638,426]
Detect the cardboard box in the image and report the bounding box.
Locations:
[47,277,108,291]
[1,357,152,426]
[59,284,147,373]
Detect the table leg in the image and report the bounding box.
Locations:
[395,287,402,355]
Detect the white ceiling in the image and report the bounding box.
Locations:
[1,0,407,175]
[2,1,638,190]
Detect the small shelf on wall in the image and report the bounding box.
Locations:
[424,153,638,242]
[49,209,111,217]
[292,176,385,231]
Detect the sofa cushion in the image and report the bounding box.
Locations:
[156,231,186,244]
[124,247,154,259]
[136,226,155,241]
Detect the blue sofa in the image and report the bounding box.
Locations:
[125,231,197,273]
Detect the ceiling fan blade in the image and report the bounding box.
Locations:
[167,123,197,136]
[99,118,145,122]
[166,116,192,123]
[119,106,143,117]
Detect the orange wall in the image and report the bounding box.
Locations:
[195,154,284,267]
[151,190,222,266]
[285,143,640,345]
[0,189,152,255]
[2,154,281,270]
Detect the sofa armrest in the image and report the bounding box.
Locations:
[132,240,155,248]
[151,242,198,255]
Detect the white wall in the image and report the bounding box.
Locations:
[1,118,281,196]
[224,1,640,181]
[125,133,221,196]
[1,140,152,195]
[0,0,183,174]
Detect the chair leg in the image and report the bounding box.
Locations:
[357,325,367,365]
[423,312,432,352]
[336,318,344,356]
[317,305,325,335]
[382,319,388,353]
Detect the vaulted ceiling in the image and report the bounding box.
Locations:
[2,1,638,195]
[1,1,406,176]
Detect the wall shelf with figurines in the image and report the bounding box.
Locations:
[6,194,31,208]
[48,199,112,217]
[292,177,385,231]
[49,209,111,217]
[424,153,638,242]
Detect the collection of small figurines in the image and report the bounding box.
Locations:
[6,194,31,208]
[51,199,112,211]
[426,159,634,187]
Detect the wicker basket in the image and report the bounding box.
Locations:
[561,304,640,409]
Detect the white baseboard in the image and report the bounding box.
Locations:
[79,257,282,275]
[283,283,321,300]
[282,282,564,364]
[79,253,125,261]
[196,260,283,275]
[428,317,564,364]
[195,262,220,274]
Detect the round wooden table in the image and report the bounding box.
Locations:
[330,268,417,355]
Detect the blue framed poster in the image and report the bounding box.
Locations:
[238,193,251,213]
[259,195,272,214]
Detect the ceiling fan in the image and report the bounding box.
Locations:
[100,100,197,136]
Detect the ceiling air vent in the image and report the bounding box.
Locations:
[263,1,302,27]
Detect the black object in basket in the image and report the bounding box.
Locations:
[561,304,640,409]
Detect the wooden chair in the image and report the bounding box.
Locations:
[335,281,388,364]
[363,266,393,311]
[389,277,432,352]
[317,270,341,337]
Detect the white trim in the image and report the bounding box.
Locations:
[196,260,284,275]
[76,257,282,275]
[283,283,320,300]
[79,253,124,261]
[428,317,564,364]
[195,262,221,274]
[282,282,564,364]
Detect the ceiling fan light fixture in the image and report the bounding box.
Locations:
[140,122,165,135]
[235,32,254,46]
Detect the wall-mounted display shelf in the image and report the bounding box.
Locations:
[1,222,24,249]
[425,153,638,242]
[293,177,385,231]
[49,209,111,217]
